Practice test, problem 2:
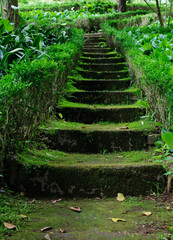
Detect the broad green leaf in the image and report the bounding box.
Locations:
[161,132,173,149]
[143,43,152,51]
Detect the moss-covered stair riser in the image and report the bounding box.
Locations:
[42,129,149,153]
[59,107,145,123]
[82,52,119,58]
[67,91,137,104]
[78,70,129,79]
[79,63,127,71]
[7,158,166,197]
[82,48,112,53]
[80,56,125,64]
[72,79,131,91]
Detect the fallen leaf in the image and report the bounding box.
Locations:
[60,228,66,233]
[142,211,152,216]
[122,211,128,214]
[69,206,81,212]
[44,234,51,240]
[51,199,62,204]
[20,214,28,219]
[166,206,171,211]
[20,192,25,197]
[111,218,126,223]
[81,127,86,129]
[117,193,125,202]
[27,199,35,204]
[4,222,16,230]
[95,197,101,200]
[40,227,52,232]
[46,153,55,158]
[120,127,129,129]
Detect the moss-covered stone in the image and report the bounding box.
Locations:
[60,106,145,123]
[72,78,131,91]
[79,63,127,71]
[6,155,166,197]
[78,69,129,79]
[67,90,137,104]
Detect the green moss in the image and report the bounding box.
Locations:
[6,197,171,240]
[59,99,143,109]
[18,148,156,167]
[39,118,156,132]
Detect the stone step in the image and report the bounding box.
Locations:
[9,149,166,197]
[72,78,131,91]
[80,56,125,64]
[83,48,111,53]
[41,123,154,153]
[59,105,145,123]
[67,91,137,104]
[83,43,106,48]
[79,63,127,71]
[82,52,118,58]
[84,37,105,43]
[78,69,129,79]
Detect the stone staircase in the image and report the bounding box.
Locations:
[9,32,166,197]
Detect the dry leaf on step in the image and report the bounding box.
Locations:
[120,127,129,129]
[20,214,27,218]
[69,206,81,212]
[51,199,62,204]
[40,226,52,232]
[27,199,35,204]
[4,222,16,230]
[44,234,51,240]
[117,193,125,202]
[60,228,66,233]
[142,212,152,216]
[111,218,126,223]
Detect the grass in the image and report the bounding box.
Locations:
[3,196,172,240]
[58,99,144,109]
[0,191,32,240]
[17,147,157,167]
[39,118,156,132]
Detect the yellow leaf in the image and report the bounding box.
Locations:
[117,193,125,202]
[142,211,152,216]
[4,222,16,230]
[111,218,126,223]
[20,214,28,219]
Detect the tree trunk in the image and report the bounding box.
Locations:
[1,0,20,28]
[155,0,164,26]
[118,0,126,12]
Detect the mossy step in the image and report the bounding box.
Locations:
[67,90,137,104]
[79,63,127,71]
[82,52,119,58]
[72,78,131,91]
[84,37,105,43]
[59,105,145,123]
[78,69,129,79]
[83,43,106,48]
[82,48,111,53]
[7,148,166,196]
[39,119,156,153]
[80,56,125,64]
[7,149,166,197]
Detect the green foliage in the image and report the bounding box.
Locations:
[0,28,84,154]
[0,191,31,239]
[102,17,173,128]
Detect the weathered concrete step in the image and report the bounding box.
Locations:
[42,128,151,153]
[80,56,125,64]
[82,52,118,58]
[83,48,111,53]
[67,91,137,104]
[59,106,145,123]
[79,63,127,71]
[84,37,105,43]
[72,79,131,91]
[78,70,129,79]
[8,151,166,196]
